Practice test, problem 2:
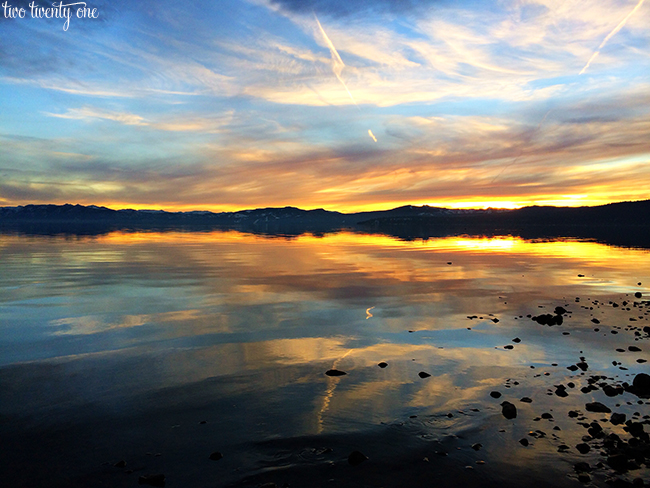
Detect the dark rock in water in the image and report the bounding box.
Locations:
[611,413,627,425]
[519,438,529,446]
[418,371,431,378]
[604,385,624,397]
[591,318,600,324]
[490,391,502,398]
[578,473,591,483]
[492,318,500,323]
[348,450,368,466]
[629,346,642,352]
[556,387,569,398]
[541,412,553,419]
[576,361,588,371]
[325,369,347,376]
[635,292,643,299]
[138,474,166,487]
[377,362,388,368]
[568,410,580,418]
[532,313,563,326]
[608,454,630,472]
[554,306,568,315]
[114,460,126,468]
[626,373,650,397]
[504,345,514,349]
[512,337,521,343]
[471,443,482,451]
[586,402,611,413]
[574,462,591,472]
[520,397,533,403]
[209,452,223,461]
[259,484,278,488]
[576,443,591,454]
[501,401,517,419]
[624,421,646,438]
[567,365,579,372]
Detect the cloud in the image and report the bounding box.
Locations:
[267,0,444,17]
[44,106,235,132]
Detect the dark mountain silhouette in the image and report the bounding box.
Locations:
[1,200,650,248]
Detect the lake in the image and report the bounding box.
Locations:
[1,230,649,487]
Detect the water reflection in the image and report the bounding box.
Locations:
[0,231,649,487]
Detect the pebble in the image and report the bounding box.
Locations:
[348,451,368,466]
[325,369,347,376]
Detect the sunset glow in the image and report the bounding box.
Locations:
[1,0,649,211]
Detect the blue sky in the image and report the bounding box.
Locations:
[1,0,649,211]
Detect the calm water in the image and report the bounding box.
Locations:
[1,230,649,487]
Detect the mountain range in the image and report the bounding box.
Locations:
[1,200,650,247]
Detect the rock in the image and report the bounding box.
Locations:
[576,361,588,371]
[541,413,553,419]
[377,362,388,368]
[627,373,650,397]
[586,402,611,413]
[574,462,591,472]
[471,443,482,451]
[501,401,517,419]
[512,337,521,343]
[611,413,626,425]
[418,371,431,378]
[348,450,368,466]
[504,345,514,349]
[568,410,580,418]
[520,397,533,403]
[114,460,126,468]
[325,369,347,376]
[576,443,590,454]
[259,484,278,488]
[604,385,624,397]
[608,454,630,472]
[490,391,502,399]
[629,346,642,352]
[554,306,568,315]
[635,292,642,299]
[519,438,529,446]
[591,318,600,324]
[209,452,223,461]
[578,473,591,483]
[532,314,563,326]
[555,387,569,398]
[138,474,166,487]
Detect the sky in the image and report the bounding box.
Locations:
[0,0,649,212]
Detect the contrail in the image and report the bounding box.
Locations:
[314,14,358,106]
[580,0,646,74]
[314,14,378,142]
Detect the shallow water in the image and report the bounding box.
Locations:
[1,230,649,487]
